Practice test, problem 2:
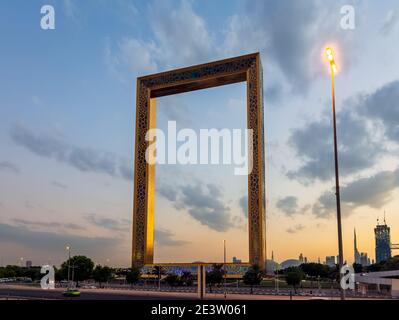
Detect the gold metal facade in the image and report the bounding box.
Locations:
[132,53,266,269]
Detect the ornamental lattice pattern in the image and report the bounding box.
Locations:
[132,53,266,269]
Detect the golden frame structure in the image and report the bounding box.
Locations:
[132,53,266,269]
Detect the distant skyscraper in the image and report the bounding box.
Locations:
[325,256,336,267]
[375,217,392,263]
[360,253,370,266]
[26,260,32,268]
[299,253,304,263]
[354,228,361,264]
[232,257,242,264]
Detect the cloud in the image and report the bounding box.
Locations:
[276,196,298,216]
[286,224,305,234]
[381,10,399,36]
[157,184,178,202]
[150,0,214,67]
[313,168,399,218]
[154,229,189,247]
[106,38,158,78]
[51,180,68,189]
[178,183,234,232]
[10,123,132,181]
[84,214,130,232]
[288,80,399,184]
[246,0,322,94]
[106,0,358,102]
[106,0,213,80]
[63,0,79,20]
[361,80,399,142]
[0,223,119,254]
[157,177,235,232]
[222,0,354,97]
[0,161,20,173]
[13,218,84,231]
[276,196,310,217]
[287,107,385,183]
[239,196,248,218]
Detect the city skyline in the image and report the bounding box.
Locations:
[1,0,399,267]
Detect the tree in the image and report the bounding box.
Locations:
[300,263,330,279]
[93,265,113,287]
[180,271,194,286]
[125,267,141,286]
[368,256,399,272]
[243,264,263,294]
[164,273,180,287]
[284,267,304,293]
[152,266,166,284]
[1,265,19,278]
[352,263,364,274]
[59,255,94,286]
[206,264,224,293]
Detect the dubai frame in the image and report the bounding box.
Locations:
[132,53,266,270]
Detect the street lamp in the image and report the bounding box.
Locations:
[325,47,345,300]
[66,245,71,288]
[223,240,227,299]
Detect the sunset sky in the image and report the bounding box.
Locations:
[1,0,399,267]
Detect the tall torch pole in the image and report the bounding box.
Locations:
[326,47,345,300]
[66,246,71,288]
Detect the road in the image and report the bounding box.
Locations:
[0,284,387,300]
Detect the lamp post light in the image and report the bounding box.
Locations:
[325,47,345,300]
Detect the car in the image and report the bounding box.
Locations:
[81,285,97,289]
[62,289,81,297]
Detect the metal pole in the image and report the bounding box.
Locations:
[158,267,161,291]
[330,66,345,300]
[276,268,279,293]
[223,240,226,299]
[72,263,75,288]
[67,247,71,288]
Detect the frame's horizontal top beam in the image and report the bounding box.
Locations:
[138,52,259,81]
[150,71,247,98]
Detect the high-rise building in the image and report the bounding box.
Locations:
[354,228,371,266]
[232,257,241,264]
[325,256,335,267]
[354,228,361,264]
[375,217,392,263]
[360,253,370,266]
[26,260,32,268]
[299,253,304,263]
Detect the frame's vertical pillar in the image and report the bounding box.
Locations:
[247,54,266,270]
[132,81,155,268]
[145,98,156,263]
[197,265,206,299]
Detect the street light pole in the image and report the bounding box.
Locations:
[326,47,345,300]
[66,246,71,288]
[223,240,226,299]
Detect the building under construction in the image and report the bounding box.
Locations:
[375,217,392,263]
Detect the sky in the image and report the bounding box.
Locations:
[0,0,399,267]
